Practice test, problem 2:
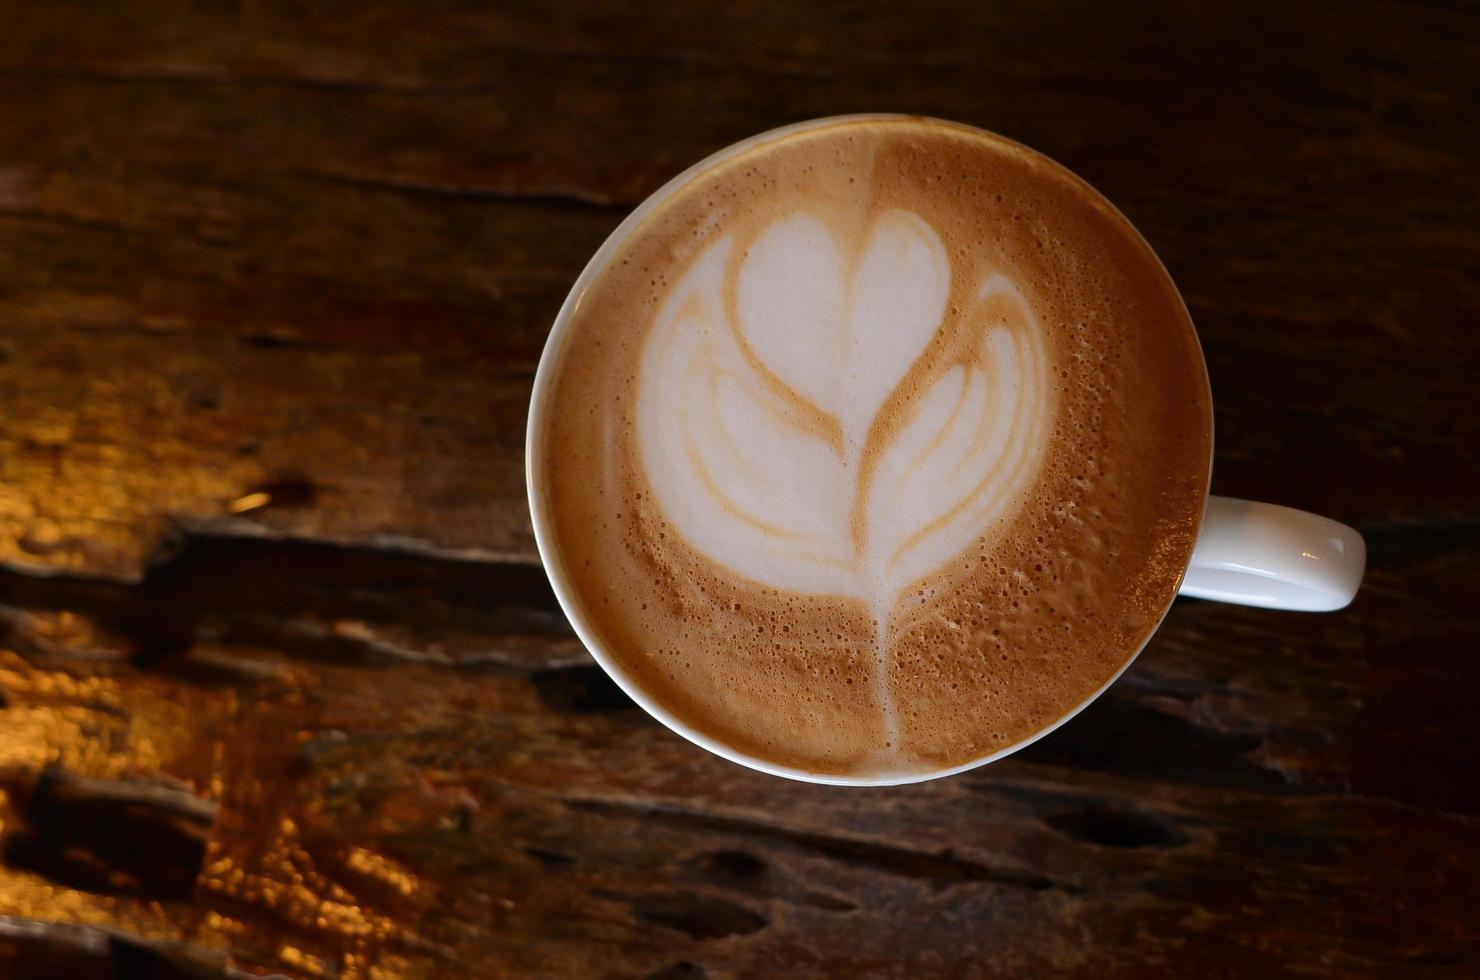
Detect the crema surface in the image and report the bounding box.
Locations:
[537,117,1211,778]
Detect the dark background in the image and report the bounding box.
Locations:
[1,2,1476,976]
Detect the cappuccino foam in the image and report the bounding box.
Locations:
[537,118,1210,777]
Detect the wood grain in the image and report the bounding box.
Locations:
[1,1,1477,976]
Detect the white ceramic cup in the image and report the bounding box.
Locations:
[525,115,1367,786]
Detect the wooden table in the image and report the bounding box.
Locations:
[2,2,1476,976]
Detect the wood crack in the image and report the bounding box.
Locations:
[292,168,632,211]
[0,519,566,669]
[0,915,246,979]
[568,797,1078,893]
[0,64,454,95]
[0,205,238,248]
[0,768,216,901]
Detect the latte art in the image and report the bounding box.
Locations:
[538,117,1212,778]
[637,207,1053,738]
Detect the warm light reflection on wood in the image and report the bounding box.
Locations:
[226,491,272,514]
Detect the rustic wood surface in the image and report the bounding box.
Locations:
[1,1,1477,976]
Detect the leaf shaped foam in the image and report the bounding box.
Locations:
[636,209,1052,619]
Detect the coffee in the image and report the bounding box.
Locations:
[535,117,1211,778]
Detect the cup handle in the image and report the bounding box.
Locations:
[1177,496,1366,611]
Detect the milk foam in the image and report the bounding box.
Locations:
[542,117,1212,778]
[636,204,1052,739]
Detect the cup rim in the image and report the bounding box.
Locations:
[525,113,1214,786]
